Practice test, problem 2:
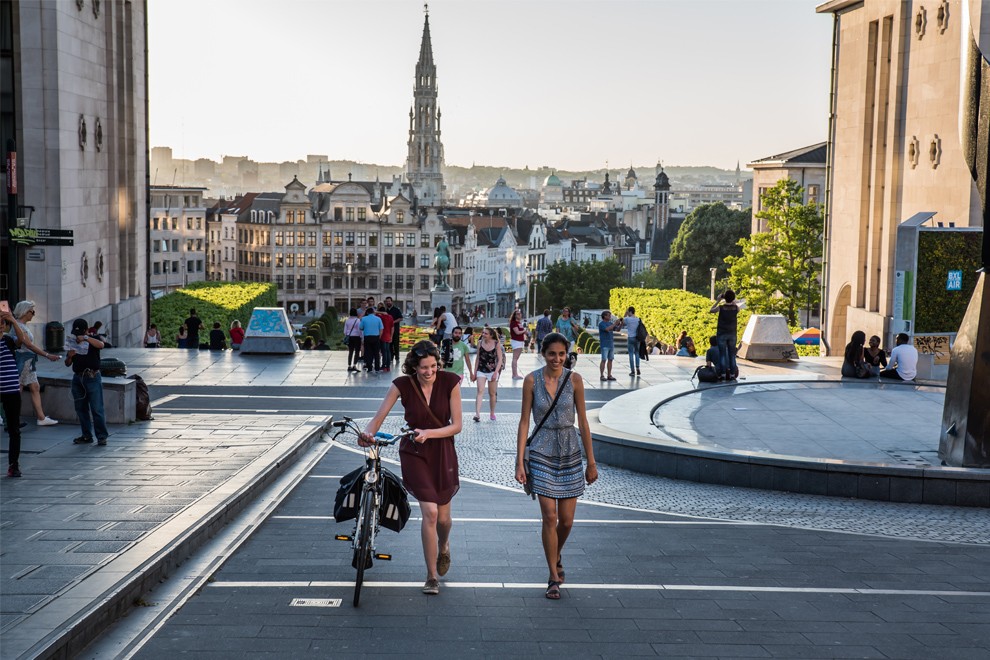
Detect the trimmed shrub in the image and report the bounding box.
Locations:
[152,282,276,348]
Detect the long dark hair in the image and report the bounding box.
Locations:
[540,332,568,355]
[402,340,441,375]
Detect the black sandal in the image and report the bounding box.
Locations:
[545,580,561,600]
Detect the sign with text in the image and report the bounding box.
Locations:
[946,270,963,291]
[8,227,74,246]
[5,152,15,194]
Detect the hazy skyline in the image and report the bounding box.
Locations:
[149,0,832,172]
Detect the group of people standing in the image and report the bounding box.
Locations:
[359,331,596,599]
[343,296,403,374]
[160,309,244,351]
[2,301,108,478]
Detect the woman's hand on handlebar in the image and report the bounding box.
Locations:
[357,431,376,447]
[413,428,430,444]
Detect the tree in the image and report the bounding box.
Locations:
[632,265,666,289]
[660,202,752,294]
[725,178,824,325]
[540,258,627,314]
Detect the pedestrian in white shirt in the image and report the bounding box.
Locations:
[879,333,918,381]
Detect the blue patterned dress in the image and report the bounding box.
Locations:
[528,367,585,499]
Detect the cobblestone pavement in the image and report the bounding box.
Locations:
[367,415,990,546]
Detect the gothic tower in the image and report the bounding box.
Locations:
[405,7,445,207]
[653,164,670,237]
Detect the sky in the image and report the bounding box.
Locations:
[149,0,833,171]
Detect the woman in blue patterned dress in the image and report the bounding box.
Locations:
[515,332,598,600]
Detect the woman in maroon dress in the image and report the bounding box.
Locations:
[360,340,463,595]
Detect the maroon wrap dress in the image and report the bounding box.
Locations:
[393,371,460,504]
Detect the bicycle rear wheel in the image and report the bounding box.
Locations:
[353,488,375,606]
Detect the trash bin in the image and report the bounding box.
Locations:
[45,321,64,353]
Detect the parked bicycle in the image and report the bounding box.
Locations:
[331,416,412,606]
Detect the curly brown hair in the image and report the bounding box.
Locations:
[401,340,441,375]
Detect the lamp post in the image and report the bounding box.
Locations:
[346,261,353,314]
[682,265,689,291]
[710,267,718,300]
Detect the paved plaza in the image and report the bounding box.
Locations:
[1,348,988,657]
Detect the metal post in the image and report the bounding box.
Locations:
[346,262,353,313]
[681,265,689,291]
[710,267,718,300]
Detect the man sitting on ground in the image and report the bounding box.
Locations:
[879,333,918,381]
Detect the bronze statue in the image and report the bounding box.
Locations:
[434,236,451,291]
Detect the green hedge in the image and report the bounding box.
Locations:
[306,310,344,349]
[576,329,600,355]
[610,287,820,357]
[151,282,277,348]
[915,231,982,333]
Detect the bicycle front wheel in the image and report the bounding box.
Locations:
[353,488,375,606]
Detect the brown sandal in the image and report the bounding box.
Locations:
[545,580,561,600]
[556,558,565,584]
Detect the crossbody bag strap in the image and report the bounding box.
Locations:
[526,369,573,447]
[409,376,448,429]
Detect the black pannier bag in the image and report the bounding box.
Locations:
[693,365,720,383]
[333,466,411,533]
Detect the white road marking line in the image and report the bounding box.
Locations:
[149,394,180,407]
[271,515,746,525]
[207,581,990,598]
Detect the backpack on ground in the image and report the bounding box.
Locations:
[692,365,719,383]
[130,374,154,420]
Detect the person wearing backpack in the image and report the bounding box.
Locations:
[622,307,643,377]
[710,290,740,380]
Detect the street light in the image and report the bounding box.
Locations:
[346,261,353,313]
[710,267,718,300]
[682,265,689,291]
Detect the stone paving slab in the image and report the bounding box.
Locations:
[0,413,328,659]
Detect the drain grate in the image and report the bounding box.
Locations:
[884,450,939,467]
[289,598,342,608]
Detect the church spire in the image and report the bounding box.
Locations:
[418,4,434,70]
[405,4,445,207]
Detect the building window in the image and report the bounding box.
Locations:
[334,207,343,221]
[308,232,316,246]
[323,275,333,288]
[153,241,160,253]
[334,231,343,246]
[369,233,378,247]
[171,239,179,251]
[368,254,378,267]
[420,254,429,268]
[172,260,180,273]
[308,275,317,289]
[407,254,416,268]
[153,262,161,275]
[358,207,366,221]
[405,234,415,247]
[357,276,366,289]
[297,231,305,245]
[420,275,429,290]
[395,276,404,290]
[308,254,317,268]
[384,254,393,268]
[187,260,195,273]
[384,274,392,289]
[406,275,414,290]
[275,253,284,267]
[334,276,343,289]
[323,254,332,268]
[286,253,295,268]
[171,218,178,230]
[152,218,159,230]
[357,232,366,246]
[345,207,354,222]
[196,218,202,229]
[807,184,820,205]
[334,253,343,265]
[421,233,430,247]
[323,232,332,246]
[369,276,377,288]
[384,232,394,247]
[275,275,283,289]
[345,232,355,246]
[396,211,405,223]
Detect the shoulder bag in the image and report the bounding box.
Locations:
[523,369,573,500]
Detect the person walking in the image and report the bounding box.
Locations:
[597,310,621,381]
[184,309,204,350]
[444,326,474,383]
[2,308,50,476]
[176,324,188,348]
[709,290,740,380]
[385,296,403,366]
[360,341,463,595]
[64,319,109,446]
[622,307,643,376]
[515,332,598,600]
[229,320,245,350]
[9,301,60,426]
[471,327,503,422]
[535,309,553,352]
[509,309,527,379]
[144,324,161,348]
[359,306,384,373]
[343,308,363,373]
[554,307,581,350]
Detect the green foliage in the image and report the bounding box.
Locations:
[631,265,666,289]
[575,329,600,355]
[915,231,983,333]
[307,310,344,349]
[151,282,276,348]
[541,258,627,315]
[610,287,753,349]
[660,203,751,293]
[726,179,823,325]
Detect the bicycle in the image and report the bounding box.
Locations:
[331,416,414,606]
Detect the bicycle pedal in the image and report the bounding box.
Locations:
[374,553,392,561]
[334,535,352,542]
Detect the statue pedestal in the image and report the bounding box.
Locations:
[431,289,453,315]
[939,272,990,467]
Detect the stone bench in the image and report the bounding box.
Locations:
[20,374,136,424]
